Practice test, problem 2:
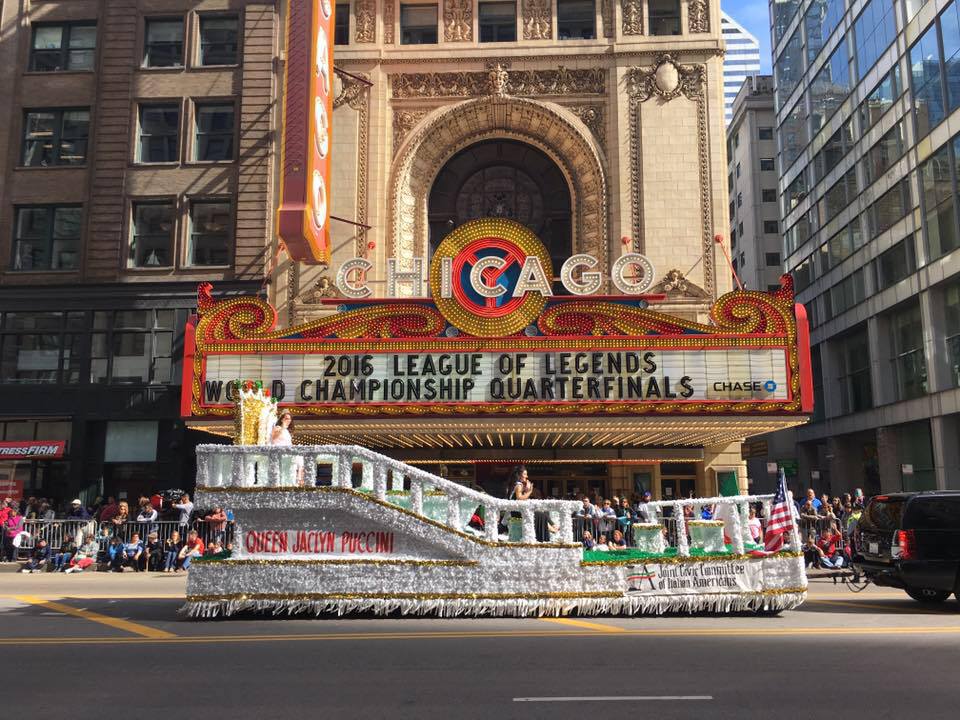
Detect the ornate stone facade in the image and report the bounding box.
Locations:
[393,109,429,151]
[383,0,395,43]
[390,67,606,98]
[567,105,606,152]
[521,0,552,40]
[622,0,643,35]
[355,0,376,43]
[443,0,473,42]
[688,0,710,33]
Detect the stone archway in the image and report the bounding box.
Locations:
[390,95,608,271]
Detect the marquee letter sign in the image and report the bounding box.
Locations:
[277,0,335,263]
[183,218,814,421]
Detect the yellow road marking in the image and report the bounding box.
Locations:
[13,595,176,640]
[2,624,960,646]
[540,617,624,632]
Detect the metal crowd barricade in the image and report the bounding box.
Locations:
[18,519,97,557]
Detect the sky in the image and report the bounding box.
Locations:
[723,1,774,74]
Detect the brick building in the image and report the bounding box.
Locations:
[0,1,276,503]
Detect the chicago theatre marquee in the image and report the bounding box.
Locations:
[182,0,812,498]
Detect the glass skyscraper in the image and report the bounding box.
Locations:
[722,11,762,124]
[772,0,960,493]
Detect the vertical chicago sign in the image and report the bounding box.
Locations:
[277,0,335,263]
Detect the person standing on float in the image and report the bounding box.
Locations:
[271,412,304,485]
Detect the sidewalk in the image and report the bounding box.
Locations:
[0,566,187,598]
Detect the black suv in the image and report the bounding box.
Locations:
[854,491,960,603]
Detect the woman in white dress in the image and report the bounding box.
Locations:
[270,412,303,484]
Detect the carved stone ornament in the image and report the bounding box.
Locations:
[688,0,709,33]
[601,0,614,38]
[650,269,710,299]
[390,66,606,98]
[334,68,369,110]
[443,0,473,42]
[568,105,606,151]
[355,0,376,42]
[393,109,429,150]
[488,62,510,95]
[384,0,395,43]
[294,266,343,308]
[622,0,643,35]
[626,53,705,102]
[522,0,552,40]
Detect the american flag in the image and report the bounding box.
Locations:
[764,468,794,552]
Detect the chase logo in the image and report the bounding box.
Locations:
[763,380,778,392]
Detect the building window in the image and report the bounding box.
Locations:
[29,22,96,72]
[736,162,741,178]
[822,167,858,223]
[826,269,865,319]
[763,220,779,235]
[759,158,775,172]
[779,98,808,169]
[478,1,516,42]
[194,104,234,161]
[129,202,175,268]
[826,222,862,268]
[21,109,90,167]
[941,1,960,116]
[920,141,958,259]
[859,64,901,134]
[762,189,777,203]
[863,121,904,186]
[784,172,808,214]
[10,206,81,272]
[91,310,176,385]
[727,173,733,192]
[198,15,239,66]
[765,252,781,266]
[0,312,85,384]
[810,41,852,134]
[793,255,814,292]
[889,302,927,401]
[758,126,773,140]
[648,0,681,36]
[852,0,897,81]
[774,27,804,109]
[867,178,912,238]
[400,4,438,44]
[137,104,180,163]
[945,281,960,387]
[737,192,742,207]
[804,0,845,65]
[335,4,350,45]
[838,326,873,414]
[144,18,184,67]
[188,201,232,266]
[730,228,737,247]
[876,235,917,290]
[729,200,735,217]
[910,21,945,139]
[738,222,744,237]
[557,0,595,40]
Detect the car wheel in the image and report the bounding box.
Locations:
[905,587,951,603]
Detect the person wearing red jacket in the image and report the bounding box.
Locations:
[814,523,846,568]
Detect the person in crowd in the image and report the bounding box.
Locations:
[747,506,763,543]
[598,499,617,536]
[66,534,100,573]
[609,529,627,549]
[576,496,598,523]
[820,494,831,513]
[3,505,25,561]
[635,491,655,523]
[20,497,37,519]
[700,504,714,520]
[822,502,838,524]
[115,532,144,572]
[66,499,91,521]
[204,539,223,556]
[172,494,194,531]
[806,488,822,511]
[136,503,159,535]
[163,530,183,572]
[107,536,125,570]
[37,502,55,521]
[89,496,104,518]
[203,506,228,545]
[814,522,846,568]
[0,498,10,527]
[142,532,163,571]
[177,530,205,571]
[802,532,819,568]
[594,534,610,552]
[581,530,596,550]
[682,503,694,521]
[617,497,635,536]
[95,525,113,563]
[52,533,78,572]
[853,488,865,507]
[799,499,821,523]
[110,500,130,538]
[831,497,845,521]
[98,497,119,523]
[20,538,51,573]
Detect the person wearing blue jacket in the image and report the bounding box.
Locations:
[20,539,51,573]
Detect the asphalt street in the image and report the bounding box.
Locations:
[1,572,958,719]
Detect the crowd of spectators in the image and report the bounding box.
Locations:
[1,494,233,573]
